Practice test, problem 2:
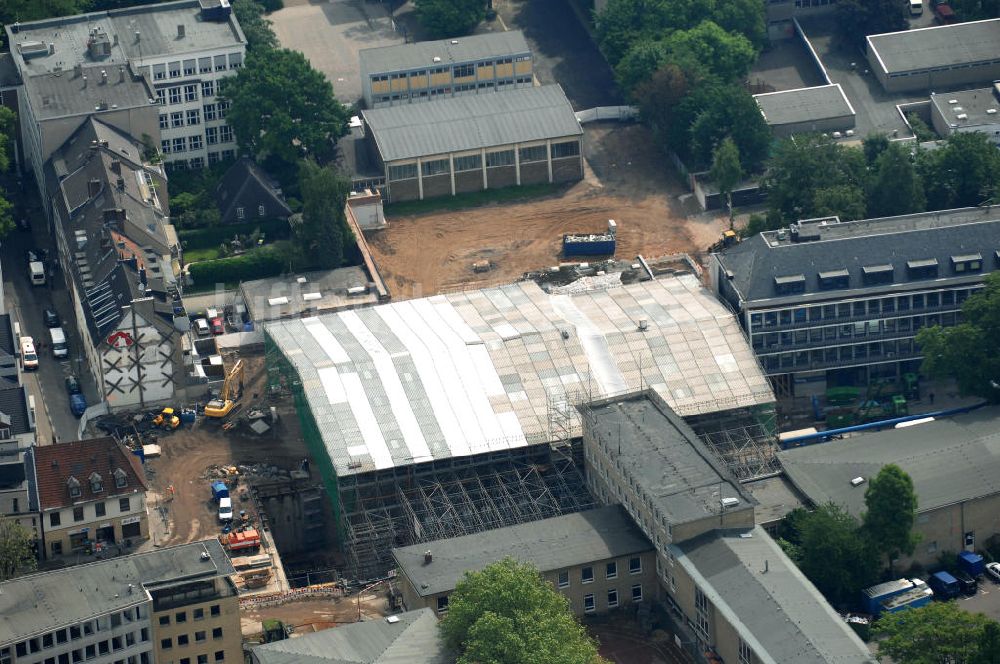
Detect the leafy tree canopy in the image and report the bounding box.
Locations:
[232,0,279,52]
[866,141,925,218]
[671,82,771,170]
[414,0,486,39]
[863,464,919,567]
[0,0,87,24]
[295,159,351,270]
[875,601,991,664]
[221,48,349,164]
[919,132,1000,210]
[710,136,742,225]
[0,518,36,581]
[440,558,608,664]
[837,0,907,49]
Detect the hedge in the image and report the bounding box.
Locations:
[188,244,290,285]
[179,218,291,250]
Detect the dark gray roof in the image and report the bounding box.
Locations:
[931,86,1000,127]
[362,85,582,163]
[0,385,32,436]
[867,19,1000,75]
[251,609,452,664]
[780,407,1000,517]
[215,158,292,223]
[392,506,652,598]
[578,392,754,530]
[0,315,14,356]
[753,84,855,127]
[24,66,155,120]
[717,207,1000,306]
[0,54,21,88]
[359,31,530,76]
[0,539,234,644]
[674,527,873,664]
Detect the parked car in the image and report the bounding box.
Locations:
[194,318,211,336]
[65,374,81,395]
[209,316,225,335]
[20,337,38,371]
[986,562,1000,583]
[218,496,234,522]
[70,393,87,417]
[43,309,59,328]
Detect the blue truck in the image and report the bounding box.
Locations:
[880,583,933,614]
[862,579,916,615]
[211,481,229,502]
[958,551,985,577]
[928,571,961,600]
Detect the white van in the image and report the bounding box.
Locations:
[910,0,923,15]
[20,337,38,371]
[49,327,68,359]
[218,497,233,522]
[29,261,45,286]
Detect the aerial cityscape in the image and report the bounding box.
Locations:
[0,0,998,662]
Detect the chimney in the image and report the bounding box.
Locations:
[423,550,433,565]
[116,177,125,191]
[177,24,185,39]
[111,159,121,174]
[134,30,141,43]
[82,74,88,88]
[101,69,108,85]
[88,179,101,198]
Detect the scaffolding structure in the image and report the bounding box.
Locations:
[697,424,781,482]
[338,442,595,578]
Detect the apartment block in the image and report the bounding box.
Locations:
[359,31,532,108]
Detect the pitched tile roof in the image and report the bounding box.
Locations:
[33,437,146,511]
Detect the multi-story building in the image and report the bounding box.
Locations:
[393,506,657,617]
[4,0,246,181]
[359,31,532,108]
[711,209,1000,396]
[0,539,238,664]
[32,437,148,559]
[0,384,39,546]
[930,84,1000,144]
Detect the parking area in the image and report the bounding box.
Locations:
[956,576,1000,621]
[269,0,403,106]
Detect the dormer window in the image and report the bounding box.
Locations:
[952,253,982,274]
[818,269,850,291]
[113,468,128,489]
[89,472,103,494]
[67,476,82,499]
[774,274,806,295]
[907,258,939,280]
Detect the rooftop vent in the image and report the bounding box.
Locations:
[851,476,865,487]
[432,56,442,63]
[296,276,307,284]
[721,497,740,509]
[177,24,186,38]
[17,41,49,59]
[957,113,968,120]
[948,99,958,104]
[989,109,998,114]
[424,550,433,564]
[200,550,211,561]
[385,615,400,624]
[450,39,459,44]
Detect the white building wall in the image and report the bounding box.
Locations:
[100,306,175,411]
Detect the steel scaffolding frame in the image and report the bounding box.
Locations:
[339,443,596,578]
[698,423,781,482]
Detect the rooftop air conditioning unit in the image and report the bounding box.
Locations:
[851,476,865,487]
[720,497,740,509]
[957,113,968,120]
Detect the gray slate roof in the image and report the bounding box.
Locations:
[867,18,1000,75]
[362,85,582,163]
[392,506,652,598]
[578,393,755,530]
[25,66,155,120]
[359,31,530,76]
[674,527,873,664]
[0,539,234,644]
[251,609,452,664]
[716,207,1000,306]
[780,407,1000,517]
[0,385,32,436]
[753,84,855,127]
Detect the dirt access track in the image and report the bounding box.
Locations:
[367,123,727,297]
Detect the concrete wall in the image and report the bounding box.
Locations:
[907,494,1000,568]
[386,177,419,202]
[486,165,517,189]
[871,56,1000,94]
[421,173,451,199]
[771,113,855,138]
[454,169,482,194]
[519,160,549,185]
[254,479,327,556]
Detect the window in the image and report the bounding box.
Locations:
[159,114,169,129]
[169,87,182,104]
[421,159,449,177]
[558,571,569,588]
[171,112,184,128]
[119,497,130,512]
[258,205,266,217]
[952,254,983,273]
[158,616,169,626]
[160,639,172,650]
[437,596,449,613]
[68,476,82,498]
[176,611,187,624]
[153,64,166,80]
[203,103,217,121]
[198,657,209,664]
[694,588,709,640]
[70,626,81,640]
[43,633,53,648]
[229,52,243,69]
[205,127,218,145]
[208,152,220,165]
[236,207,245,219]
[214,652,224,662]
[195,631,206,642]
[156,89,166,106]
[907,258,939,280]
[177,635,188,646]
[607,589,619,608]
[190,135,203,151]
[50,512,61,527]
[774,274,806,295]
[215,55,227,71]
[631,584,643,602]
[199,57,212,73]
[185,84,198,102]
[114,469,127,489]
[222,150,235,161]
[183,59,196,76]
[187,109,201,125]
[518,145,547,163]
[169,61,181,78]
[486,149,514,167]
[739,638,754,664]
[218,100,230,118]
[111,636,122,651]
[95,502,106,517]
[173,137,187,152]
[194,608,204,621]
[388,163,417,180]
[606,561,617,579]
[583,593,595,613]
[582,566,594,583]
[551,141,580,158]
[202,80,215,98]
[453,63,475,78]
[211,627,222,639]
[818,269,850,290]
[219,126,233,143]
[85,645,95,659]
[161,140,171,154]
[628,557,642,574]
[453,154,481,172]
[73,506,84,522]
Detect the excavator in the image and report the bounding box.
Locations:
[205,359,245,419]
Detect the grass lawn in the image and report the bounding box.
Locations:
[384,182,566,217]
[183,246,222,263]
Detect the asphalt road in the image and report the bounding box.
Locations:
[2,218,98,444]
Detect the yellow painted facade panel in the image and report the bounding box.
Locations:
[409,76,427,89]
[430,72,452,86]
[372,80,390,94]
[454,75,475,84]
[496,63,514,78]
[390,78,407,92]
[477,65,494,79]
[515,61,532,75]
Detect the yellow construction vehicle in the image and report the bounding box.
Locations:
[153,407,180,429]
[205,359,245,419]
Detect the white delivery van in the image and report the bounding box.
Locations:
[29,261,45,286]
[50,327,68,359]
[218,497,233,522]
[910,0,923,15]
[20,337,38,370]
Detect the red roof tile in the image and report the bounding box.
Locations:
[33,437,147,511]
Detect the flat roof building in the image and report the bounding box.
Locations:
[361,85,583,202]
[241,268,378,324]
[753,84,855,138]
[866,19,1000,93]
[930,84,1000,143]
[359,31,532,108]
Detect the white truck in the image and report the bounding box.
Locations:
[49,327,68,359]
[29,261,45,286]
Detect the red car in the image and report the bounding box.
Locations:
[210,317,225,335]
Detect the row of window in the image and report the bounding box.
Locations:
[235,206,268,220]
[160,127,232,154]
[164,151,236,172]
[775,256,986,295]
[582,584,643,613]
[760,339,918,373]
[12,608,145,658]
[158,626,224,649]
[160,654,224,664]
[50,496,131,527]
[373,77,532,103]
[753,312,957,350]
[158,605,222,627]
[387,141,579,181]
[371,56,531,82]
[150,54,242,81]
[14,630,149,662]
[556,558,643,588]
[2,653,151,664]
[160,110,203,129]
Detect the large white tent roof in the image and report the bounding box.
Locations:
[266,274,773,477]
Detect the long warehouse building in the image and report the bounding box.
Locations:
[265,272,775,574]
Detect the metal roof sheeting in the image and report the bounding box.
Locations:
[359,31,530,77]
[362,85,582,163]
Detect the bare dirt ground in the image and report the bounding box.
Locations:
[367,123,728,297]
[240,594,390,638]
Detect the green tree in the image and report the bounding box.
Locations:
[660,21,757,83]
[867,142,925,218]
[414,0,486,39]
[221,49,349,164]
[635,63,691,139]
[686,83,772,169]
[862,133,890,166]
[875,602,990,664]
[919,132,1000,210]
[863,464,919,569]
[0,518,36,581]
[950,0,1000,20]
[0,0,87,23]
[917,272,1000,402]
[710,137,742,227]
[440,558,607,664]
[296,160,351,270]
[232,0,279,52]
[976,622,1000,664]
[614,39,670,97]
[812,184,867,221]
[837,0,907,49]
